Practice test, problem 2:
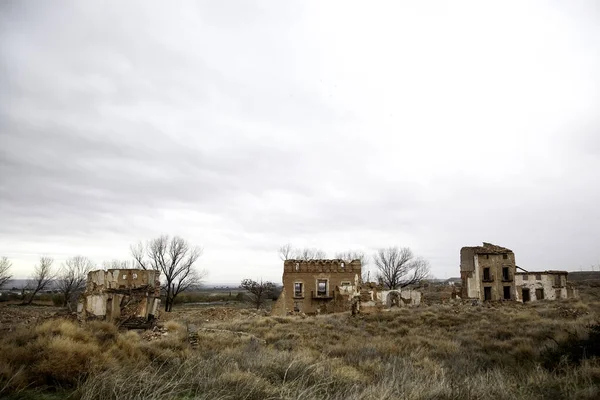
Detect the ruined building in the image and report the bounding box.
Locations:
[514,270,577,302]
[271,259,422,316]
[461,242,577,302]
[78,269,161,327]
[461,242,516,301]
[272,259,361,315]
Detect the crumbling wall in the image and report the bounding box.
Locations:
[271,286,287,317]
[376,289,421,307]
[515,271,577,302]
[78,269,161,326]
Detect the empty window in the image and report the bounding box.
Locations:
[341,262,345,268]
[317,279,328,296]
[535,288,544,300]
[554,275,562,287]
[522,274,528,280]
[295,262,299,271]
[535,274,541,280]
[503,254,508,259]
[502,267,510,280]
[340,281,351,287]
[485,255,489,259]
[484,287,492,301]
[483,268,491,281]
[294,282,303,297]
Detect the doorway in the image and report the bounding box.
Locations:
[484,287,492,301]
[535,289,544,300]
[522,288,530,302]
[503,286,511,300]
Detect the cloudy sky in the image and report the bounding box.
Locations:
[1,1,599,283]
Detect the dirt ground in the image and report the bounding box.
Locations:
[0,302,73,333]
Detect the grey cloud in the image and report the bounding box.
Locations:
[1,1,599,280]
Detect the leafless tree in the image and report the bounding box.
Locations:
[335,250,370,282]
[56,256,94,308]
[240,279,276,310]
[295,247,327,260]
[279,244,327,261]
[373,247,430,289]
[278,243,294,261]
[0,256,12,288]
[101,259,132,269]
[131,235,205,312]
[26,256,56,304]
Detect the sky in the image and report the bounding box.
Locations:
[1,1,599,283]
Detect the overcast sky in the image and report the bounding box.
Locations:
[1,1,599,283]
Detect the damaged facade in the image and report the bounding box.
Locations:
[515,270,577,302]
[271,259,421,316]
[461,242,577,302]
[78,269,161,326]
[272,259,361,315]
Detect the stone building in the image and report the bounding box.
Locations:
[460,242,516,301]
[460,242,578,302]
[78,269,161,326]
[515,270,577,302]
[271,259,361,315]
[271,259,422,316]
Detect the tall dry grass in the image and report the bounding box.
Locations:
[1,299,599,399]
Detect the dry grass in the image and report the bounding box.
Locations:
[1,299,600,399]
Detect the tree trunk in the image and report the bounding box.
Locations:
[62,290,70,307]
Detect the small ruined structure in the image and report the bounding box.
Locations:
[461,242,577,302]
[515,270,578,302]
[356,282,422,309]
[78,269,161,327]
[271,259,421,316]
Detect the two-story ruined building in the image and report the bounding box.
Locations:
[461,242,578,302]
[271,259,361,315]
[461,242,516,301]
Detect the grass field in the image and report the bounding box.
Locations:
[1,291,599,399]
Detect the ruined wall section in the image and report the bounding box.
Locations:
[515,271,577,302]
[79,269,161,326]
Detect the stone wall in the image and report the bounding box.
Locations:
[78,269,161,326]
[515,271,578,302]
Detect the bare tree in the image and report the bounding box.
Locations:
[295,247,327,260]
[56,256,94,308]
[279,244,327,261]
[131,235,205,312]
[102,259,132,269]
[335,250,370,282]
[240,279,276,310]
[26,256,56,304]
[278,243,294,261]
[0,256,12,289]
[373,247,430,289]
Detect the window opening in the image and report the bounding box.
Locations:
[535,288,544,300]
[317,279,328,296]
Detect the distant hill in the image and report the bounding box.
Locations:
[568,271,600,282]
